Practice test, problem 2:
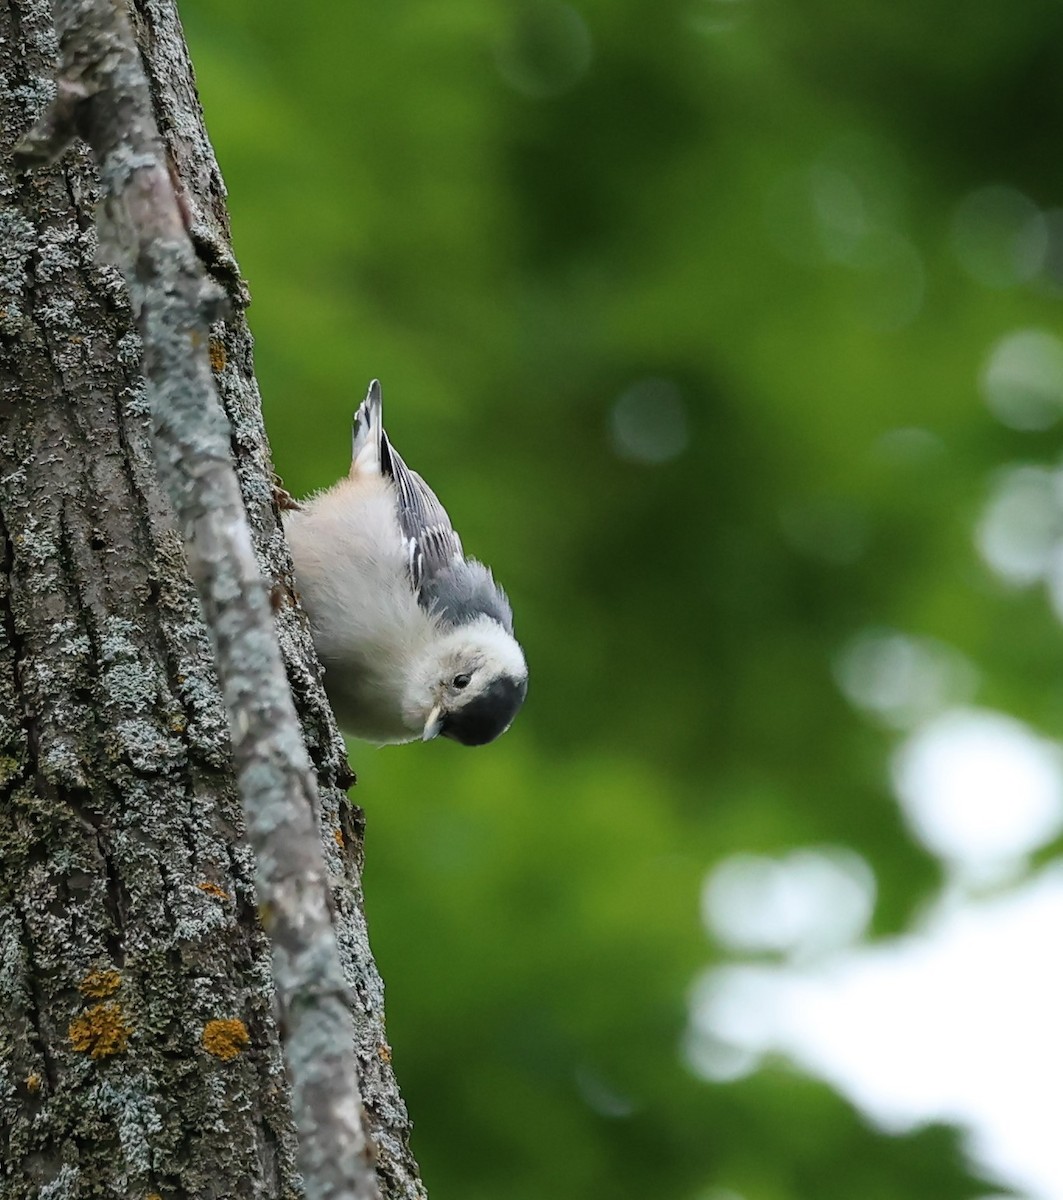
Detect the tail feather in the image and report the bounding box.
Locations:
[349,379,383,478]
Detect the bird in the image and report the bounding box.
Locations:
[282,379,527,746]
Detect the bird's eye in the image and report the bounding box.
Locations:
[453,673,472,689]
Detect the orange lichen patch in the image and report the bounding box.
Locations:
[69,1002,131,1058]
[202,1018,249,1061]
[377,1042,392,1065]
[333,828,345,849]
[198,881,230,901]
[25,1073,41,1093]
[208,337,226,373]
[80,967,122,998]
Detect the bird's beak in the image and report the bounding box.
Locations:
[422,705,445,742]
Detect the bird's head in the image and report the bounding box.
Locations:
[405,616,528,746]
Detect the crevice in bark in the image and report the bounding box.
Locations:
[13,904,58,1090]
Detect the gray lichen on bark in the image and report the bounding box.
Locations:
[0,1,424,1197]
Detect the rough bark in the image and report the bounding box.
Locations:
[0,1,425,1197]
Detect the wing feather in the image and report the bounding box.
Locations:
[362,380,512,631]
[379,430,464,593]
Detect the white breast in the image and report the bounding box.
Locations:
[284,475,437,743]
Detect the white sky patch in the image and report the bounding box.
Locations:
[891,708,1063,884]
[687,866,1063,1200]
[702,847,875,961]
[691,706,1063,1198]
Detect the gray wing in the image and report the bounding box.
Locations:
[378,431,464,592]
[379,428,515,633]
[421,558,515,633]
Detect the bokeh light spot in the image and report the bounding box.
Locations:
[808,163,868,262]
[848,229,925,331]
[609,378,690,465]
[980,328,1063,430]
[976,465,1063,586]
[891,708,1063,879]
[1037,206,1063,296]
[685,966,777,1080]
[764,166,869,267]
[835,628,978,730]
[685,0,748,36]
[871,426,946,467]
[763,135,907,273]
[950,185,1047,289]
[494,2,593,99]
[681,1025,760,1082]
[573,1064,637,1118]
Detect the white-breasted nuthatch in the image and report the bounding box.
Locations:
[283,380,528,746]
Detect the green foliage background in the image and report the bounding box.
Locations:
[178,1,1063,1196]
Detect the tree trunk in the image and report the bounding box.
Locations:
[0,2,424,1197]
